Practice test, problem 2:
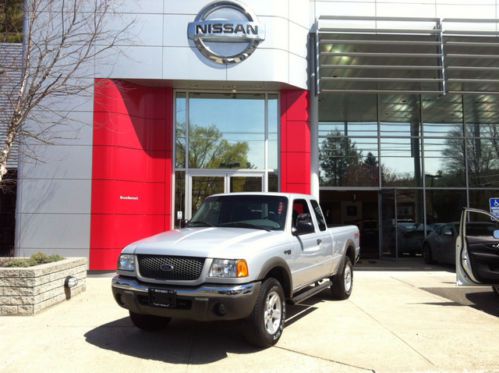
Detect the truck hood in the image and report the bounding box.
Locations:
[124,227,285,258]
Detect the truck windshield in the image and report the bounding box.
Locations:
[188,195,288,231]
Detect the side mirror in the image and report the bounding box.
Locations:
[494,230,499,239]
[293,213,314,235]
[179,219,189,228]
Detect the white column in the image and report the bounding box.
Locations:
[310,92,320,199]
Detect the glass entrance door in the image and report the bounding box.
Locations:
[190,176,225,217]
[185,172,264,220]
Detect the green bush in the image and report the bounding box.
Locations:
[3,252,64,267]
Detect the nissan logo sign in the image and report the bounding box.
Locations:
[187,0,265,64]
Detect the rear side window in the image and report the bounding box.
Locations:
[311,200,327,231]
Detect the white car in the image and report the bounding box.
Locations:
[456,208,499,296]
[112,193,360,347]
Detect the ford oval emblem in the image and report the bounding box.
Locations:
[160,264,175,272]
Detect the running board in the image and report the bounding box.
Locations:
[289,280,331,305]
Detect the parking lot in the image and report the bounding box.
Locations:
[1,266,498,373]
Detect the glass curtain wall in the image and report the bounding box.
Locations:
[319,93,499,259]
[174,92,279,225]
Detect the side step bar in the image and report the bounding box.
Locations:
[289,280,331,305]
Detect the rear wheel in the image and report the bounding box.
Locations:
[423,243,434,264]
[243,278,286,348]
[331,257,353,300]
[129,311,171,331]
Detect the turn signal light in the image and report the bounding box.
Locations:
[237,259,249,277]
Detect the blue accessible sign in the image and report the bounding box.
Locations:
[490,198,499,219]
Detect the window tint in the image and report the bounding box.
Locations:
[292,199,313,230]
[311,200,327,231]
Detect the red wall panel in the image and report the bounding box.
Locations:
[90,79,173,270]
[280,89,311,194]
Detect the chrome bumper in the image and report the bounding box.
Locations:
[111,275,258,298]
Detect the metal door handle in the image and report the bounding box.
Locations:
[317,239,322,245]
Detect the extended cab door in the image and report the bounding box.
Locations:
[456,208,499,288]
[289,198,331,290]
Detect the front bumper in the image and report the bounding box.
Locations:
[111,276,261,321]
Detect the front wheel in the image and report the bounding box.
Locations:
[243,278,286,348]
[129,311,171,331]
[331,257,353,300]
[493,285,499,297]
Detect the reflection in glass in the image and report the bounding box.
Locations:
[319,122,379,187]
[174,171,185,228]
[268,172,278,192]
[175,93,186,169]
[380,122,422,187]
[191,176,225,216]
[426,190,466,225]
[469,190,499,211]
[268,94,279,171]
[422,94,466,187]
[188,93,265,169]
[230,176,262,193]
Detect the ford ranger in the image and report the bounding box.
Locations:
[112,193,360,347]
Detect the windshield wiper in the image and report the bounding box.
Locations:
[187,220,214,227]
[220,222,271,232]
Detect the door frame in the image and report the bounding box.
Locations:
[186,169,266,219]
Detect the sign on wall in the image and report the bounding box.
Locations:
[490,198,499,219]
[187,0,265,64]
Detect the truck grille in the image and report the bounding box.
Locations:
[137,255,205,281]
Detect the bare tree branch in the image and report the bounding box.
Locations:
[0,0,134,184]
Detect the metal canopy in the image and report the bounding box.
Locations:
[314,16,499,95]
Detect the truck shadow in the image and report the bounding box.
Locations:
[84,298,323,364]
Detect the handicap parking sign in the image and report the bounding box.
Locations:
[490,198,499,219]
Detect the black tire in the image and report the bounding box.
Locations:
[331,257,353,300]
[493,285,499,297]
[243,278,286,348]
[423,243,434,264]
[129,311,171,331]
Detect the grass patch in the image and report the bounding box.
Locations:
[2,252,64,268]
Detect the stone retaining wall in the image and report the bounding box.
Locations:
[0,258,87,315]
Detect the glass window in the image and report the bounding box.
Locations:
[175,93,186,169]
[379,122,422,187]
[310,200,327,231]
[268,94,279,171]
[422,95,466,188]
[189,195,288,231]
[292,199,315,234]
[319,122,379,187]
[426,190,466,226]
[464,96,499,188]
[188,92,265,169]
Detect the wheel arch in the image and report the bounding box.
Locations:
[258,257,293,299]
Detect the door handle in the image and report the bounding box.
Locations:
[284,249,291,255]
[317,239,322,245]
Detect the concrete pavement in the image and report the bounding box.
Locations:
[0,269,498,373]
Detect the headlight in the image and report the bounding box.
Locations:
[118,254,135,271]
[209,259,249,278]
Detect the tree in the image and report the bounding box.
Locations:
[0,0,132,186]
[319,130,361,186]
[176,124,251,213]
[319,131,379,186]
[1,0,23,42]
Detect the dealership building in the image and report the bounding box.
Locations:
[15,0,499,269]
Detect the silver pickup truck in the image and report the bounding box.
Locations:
[112,193,360,347]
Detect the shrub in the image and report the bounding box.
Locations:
[3,252,64,267]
